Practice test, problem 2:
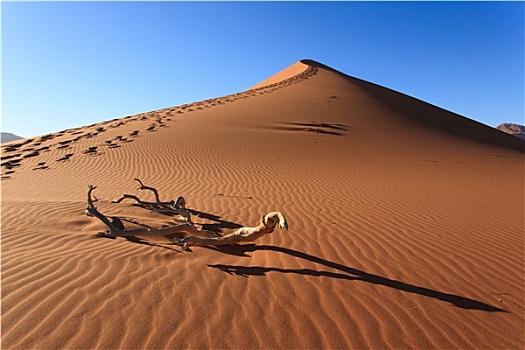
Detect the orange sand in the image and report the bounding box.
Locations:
[1,59,524,349]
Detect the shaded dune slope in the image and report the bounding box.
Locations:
[2,60,523,349]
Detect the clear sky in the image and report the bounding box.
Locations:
[2,1,524,138]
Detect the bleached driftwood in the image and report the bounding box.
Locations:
[86,185,218,241]
[171,212,288,250]
[86,183,289,250]
[112,178,190,221]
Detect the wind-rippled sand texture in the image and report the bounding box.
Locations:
[2,60,524,349]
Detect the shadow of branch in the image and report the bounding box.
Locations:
[189,209,243,233]
[207,244,506,312]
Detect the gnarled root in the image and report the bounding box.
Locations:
[172,212,288,250]
[86,185,218,240]
[86,185,126,235]
[111,178,190,221]
[86,184,288,250]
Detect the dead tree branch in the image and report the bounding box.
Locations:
[86,184,288,250]
[134,178,161,202]
[171,212,288,250]
[111,178,190,221]
[86,185,123,235]
[86,185,218,241]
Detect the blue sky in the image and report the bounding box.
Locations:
[2,1,524,138]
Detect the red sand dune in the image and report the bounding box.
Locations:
[1,59,523,349]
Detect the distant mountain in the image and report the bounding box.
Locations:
[1,132,23,143]
[496,123,525,140]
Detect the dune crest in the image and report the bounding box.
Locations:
[2,59,523,349]
[249,60,310,89]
